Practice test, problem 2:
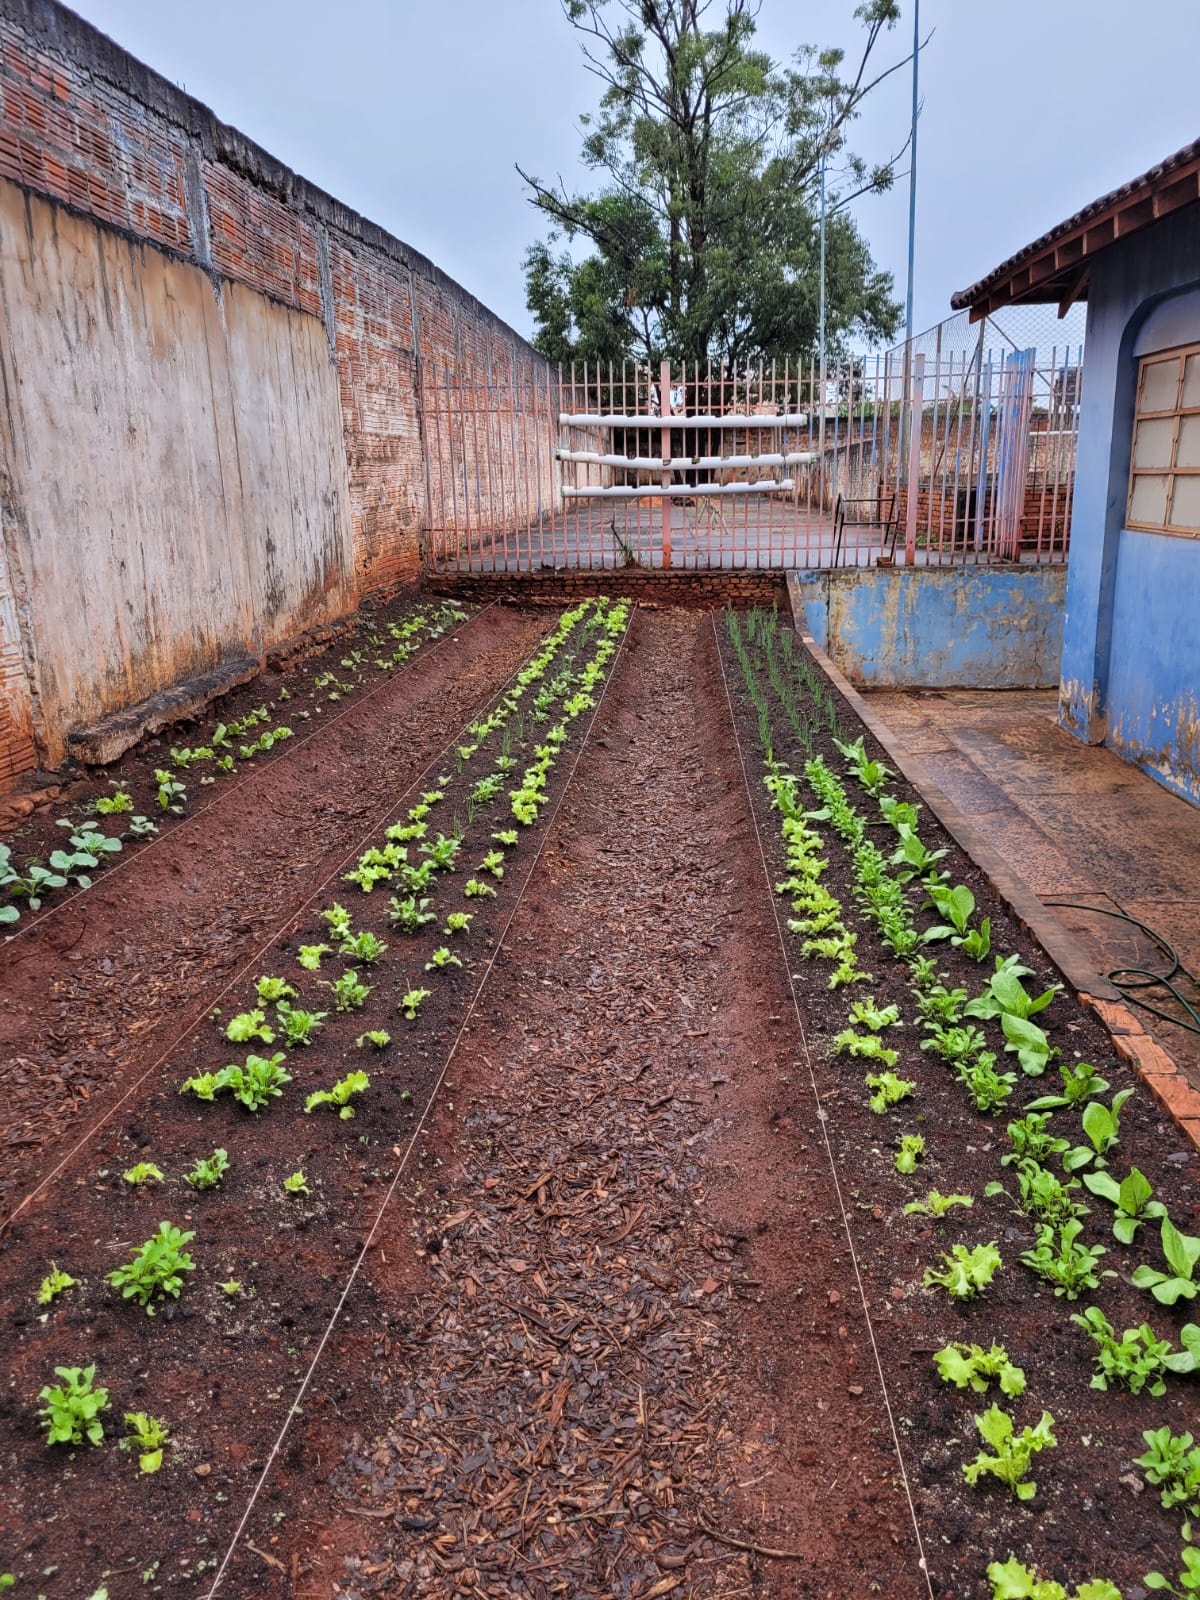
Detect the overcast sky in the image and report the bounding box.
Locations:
[67,0,1200,348]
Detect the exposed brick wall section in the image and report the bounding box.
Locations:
[0,548,37,787]
[0,0,554,616]
[424,570,787,609]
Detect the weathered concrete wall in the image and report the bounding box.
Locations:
[0,179,355,765]
[1059,207,1200,807]
[0,0,554,781]
[789,566,1066,689]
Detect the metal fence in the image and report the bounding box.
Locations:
[419,309,1083,574]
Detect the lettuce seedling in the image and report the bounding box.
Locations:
[1145,1546,1200,1595]
[924,1241,1002,1300]
[37,1264,78,1304]
[320,904,354,940]
[185,1149,229,1190]
[400,987,431,1020]
[1001,1013,1058,1077]
[464,878,496,899]
[1061,1090,1135,1173]
[921,883,978,943]
[1004,1112,1069,1167]
[297,943,332,971]
[956,1052,1018,1114]
[426,946,462,972]
[356,1030,391,1049]
[1133,1216,1200,1305]
[1136,1426,1200,1528]
[180,1071,224,1102]
[225,1009,275,1044]
[95,789,134,815]
[963,1405,1056,1501]
[339,930,388,964]
[153,770,186,813]
[1082,1166,1166,1243]
[835,1030,898,1067]
[38,1365,108,1446]
[848,1000,901,1032]
[222,1053,292,1110]
[305,1071,370,1119]
[890,827,949,882]
[390,894,436,932]
[477,850,505,879]
[966,960,1061,1024]
[107,1222,195,1313]
[895,1134,925,1174]
[386,821,426,843]
[1020,1218,1113,1299]
[1026,1060,1109,1112]
[1071,1306,1173,1396]
[122,1162,164,1186]
[283,1171,310,1197]
[444,912,473,936]
[324,973,371,1012]
[122,1411,169,1473]
[934,1342,1026,1397]
[904,1190,973,1217]
[986,1161,1087,1227]
[255,976,297,1006]
[492,830,518,847]
[421,833,463,871]
[866,1071,915,1114]
[987,1556,1121,1599]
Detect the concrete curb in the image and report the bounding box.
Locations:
[785,592,1200,1155]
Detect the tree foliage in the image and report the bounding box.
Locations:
[521,0,907,369]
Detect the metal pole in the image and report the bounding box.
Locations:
[660,358,672,568]
[818,143,827,509]
[898,0,920,487]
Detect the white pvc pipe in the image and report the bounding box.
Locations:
[556,449,816,470]
[562,480,796,499]
[558,412,810,429]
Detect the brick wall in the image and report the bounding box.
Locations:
[0,0,556,784]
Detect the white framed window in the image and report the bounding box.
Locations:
[1127,343,1200,536]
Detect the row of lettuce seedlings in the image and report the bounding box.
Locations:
[0,599,469,929]
[728,607,1200,1600]
[9,598,629,1590]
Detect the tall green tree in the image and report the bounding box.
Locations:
[520,0,908,370]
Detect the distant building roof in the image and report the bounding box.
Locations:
[951,136,1200,321]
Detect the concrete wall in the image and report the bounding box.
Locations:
[0,0,554,781]
[790,566,1066,690]
[1059,206,1200,806]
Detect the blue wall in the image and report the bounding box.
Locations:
[791,566,1065,689]
[1060,207,1200,805]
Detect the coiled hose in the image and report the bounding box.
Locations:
[1045,900,1200,1037]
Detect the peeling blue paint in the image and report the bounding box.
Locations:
[791,566,1065,689]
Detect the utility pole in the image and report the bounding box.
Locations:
[818,141,827,505]
[898,0,921,487]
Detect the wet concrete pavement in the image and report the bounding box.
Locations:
[865,687,1200,1084]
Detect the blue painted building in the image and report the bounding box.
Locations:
[952,141,1200,806]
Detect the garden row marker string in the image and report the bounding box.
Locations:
[202,605,636,1600]
[0,600,566,1237]
[710,613,936,1600]
[0,600,494,950]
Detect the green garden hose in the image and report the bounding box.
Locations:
[1044,900,1200,1037]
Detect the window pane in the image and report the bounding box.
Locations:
[1168,475,1200,531]
[1177,414,1200,468]
[1129,472,1169,526]
[1134,416,1175,469]
[1183,353,1200,408]
[1140,356,1181,413]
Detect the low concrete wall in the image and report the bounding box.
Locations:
[788,565,1066,689]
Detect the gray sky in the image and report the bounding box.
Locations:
[67,0,1200,347]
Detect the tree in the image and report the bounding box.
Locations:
[520,0,909,370]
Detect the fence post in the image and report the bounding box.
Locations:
[904,353,924,564]
[660,359,672,568]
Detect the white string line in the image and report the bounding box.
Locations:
[0,602,491,952]
[203,606,636,1600]
[711,614,936,1600]
[0,603,557,1238]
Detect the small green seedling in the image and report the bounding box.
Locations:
[1062,1091,1135,1172]
[934,1342,1026,1398]
[1071,1306,1173,1396]
[444,912,473,936]
[963,1405,1056,1501]
[477,850,505,879]
[38,1365,108,1447]
[464,878,496,899]
[492,830,518,847]
[277,1004,328,1048]
[986,1161,1087,1228]
[153,770,186,814]
[320,903,354,940]
[225,1009,275,1044]
[390,894,437,933]
[904,1190,973,1217]
[297,943,332,971]
[323,972,371,1012]
[305,1071,370,1119]
[966,963,1062,1024]
[283,1171,311,1197]
[1136,1426,1200,1529]
[1004,1112,1069,1168]
[185,1149,229,1191]
[986,1556,1122,1600]
[122,1412,169,1473]
[866,1071,914,1113]
[223,1053,292,1110]
[848,1000,901,1032]
[107,1222,195,1313]
[37,1264,78,1305]
[1026,1060,1109,1113]
[179,1071,224,1102]
[836,1030,899,1068]
[924,1242,1002,1300]
[400,986,432,1020]
[1020,1217,1113,1299]
[127,815,159,838]
[1082,1166,1166,1243]
[1001,1013,1057,1077]
[339,929,388,964]
[426,946,462,972]
[1145,1546,1200,1594]
[1133,1216,1200,1305]
[121,1162,164,1187]
[255,976,297,1006]
[356,1030,391,1049]
[95,789,134,816]
[219,1280,243,1296]
[895,1134,926,1174]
